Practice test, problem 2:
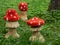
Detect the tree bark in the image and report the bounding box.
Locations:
[48,0,60,11]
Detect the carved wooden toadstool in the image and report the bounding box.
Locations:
[27,17,45,43]
[4,8,20,38]
[18,2,28,21]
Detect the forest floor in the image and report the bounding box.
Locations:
[0,0,60,45]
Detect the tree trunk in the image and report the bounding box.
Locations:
[58,0,60,9]
[48,0,60,11]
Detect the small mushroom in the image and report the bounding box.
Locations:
[4,8,20,38]
[18,2,28,21]
[27,17,45,43]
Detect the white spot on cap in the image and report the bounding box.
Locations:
[14,16,16,18]
[38,23,40,25]
[20,6,23,9]
[24,5,26,8]
[9,10,11,12]
[22,3,24,5]
[33,21,36,22]
[10,14,13,16]
[30,22,33,24]
[36,18,38,19]
[39,21,41,23]
[6,17,8,21]
[15,13,18,15]
[32,18,34,20]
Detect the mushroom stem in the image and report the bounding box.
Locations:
[5,28,19,38]
[20,11,28,21]
[32,31,40,36]
[29,27,45,43]
[21,11,26,15]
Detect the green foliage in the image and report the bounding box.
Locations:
[0,0,60,45]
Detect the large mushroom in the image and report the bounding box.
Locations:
[18,2,28,21]
[4,8,20,38]
[27,17,45,43]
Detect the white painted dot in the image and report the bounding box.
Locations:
[33,21,36,22]
[20,6,23,9]
[39,21,41,22]
[30,22,33,24]
[22,3,24,5]
[10,14,13,16]
[42,21,44,24]
[24,5,26,8]
[15,13,18,15]
[38,23,40,25]
[36,18,38,19]
[32,18,34,20]
[9,10,11,12]
[6,17,8,21]
[14,16,16,18]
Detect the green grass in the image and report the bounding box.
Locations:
[0,0,60,45]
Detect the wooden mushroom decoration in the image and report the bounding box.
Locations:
[18,2,28,21]
[4,8,20,38]
[27,17,45,43]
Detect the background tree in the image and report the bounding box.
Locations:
[48,0,60,11]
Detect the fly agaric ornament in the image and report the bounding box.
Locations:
[27,17,45,43]
[18,2,28,21]
[4,8,20,38]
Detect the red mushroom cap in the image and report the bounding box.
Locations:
[27,17,45,27]
[4,8,20,22]
[18,2,28,11]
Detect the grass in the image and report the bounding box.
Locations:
[0,0,60,45]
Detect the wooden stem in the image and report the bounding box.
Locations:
[20,11,28,21]
[29,28,45,43]
[5,28,19,38]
